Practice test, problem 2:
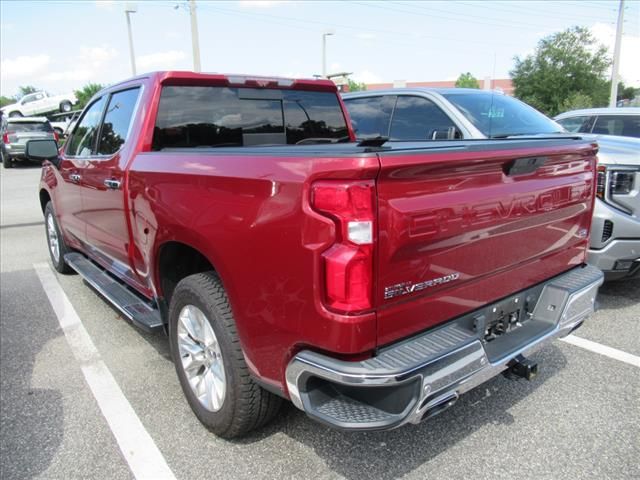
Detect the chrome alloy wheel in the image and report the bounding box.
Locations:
[46,213,60,263]
[177,305,226,412]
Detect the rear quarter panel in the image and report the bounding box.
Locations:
[127,150,379,387]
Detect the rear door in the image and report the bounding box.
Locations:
[375,139,598,345]
[81,87,142,287]
[55,96,107,246]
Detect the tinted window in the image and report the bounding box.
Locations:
[389,96,459,140]
[66,97,106,157]
[592,115,640,138]
[153,86,348,149]
[7,121,52,132]
[443,92,560,138]
[97,88,140,155]
[344,96,394,138]
[557,116,591,133]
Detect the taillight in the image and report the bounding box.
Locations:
[311,180,375,313]
[53,131,59,142]
[2,131,12,143]
[596,165,606,199]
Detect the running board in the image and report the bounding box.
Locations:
[64,252,163,332]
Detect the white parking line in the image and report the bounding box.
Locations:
[561,334,640,368]
[34,263,177,480]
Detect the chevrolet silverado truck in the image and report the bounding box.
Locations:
[29,72,604,438]
[344,88,639,279]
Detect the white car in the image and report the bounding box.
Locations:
[554,107,640,139]
[1,91,77,118]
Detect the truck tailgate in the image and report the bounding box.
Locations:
[376,139,598,345]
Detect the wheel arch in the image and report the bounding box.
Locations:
[39,188,52,214]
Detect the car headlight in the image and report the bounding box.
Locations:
[610,171,635,195]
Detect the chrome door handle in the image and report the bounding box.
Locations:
[70,173,81,183]
[104,178,121,190]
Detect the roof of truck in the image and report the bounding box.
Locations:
[106,71,337,93]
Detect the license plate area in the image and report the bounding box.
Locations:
[472,285,554,362]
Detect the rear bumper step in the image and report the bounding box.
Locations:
[64,253,163,332]
[286,264,604,431]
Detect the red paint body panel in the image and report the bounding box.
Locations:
[39,71,598,395]
[375,144,597,345]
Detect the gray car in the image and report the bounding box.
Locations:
[2,117,57,168]
[343,88,640,279]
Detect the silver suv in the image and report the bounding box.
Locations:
[343,89,640,279]
[2,117,58,168]
[587,135,640,279]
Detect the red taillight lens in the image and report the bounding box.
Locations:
[2,131,12,143]
[312,180,375,313]
[53,131,59,142]
[596,165,607,199]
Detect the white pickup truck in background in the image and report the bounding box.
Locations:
[1,90,77,117]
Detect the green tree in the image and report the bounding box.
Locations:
[347,78,367,92]
[74,83,106,109]
[0,96,14,108]
[617,82,640,101]
[455,72,480,89]
[16,85,39,99]
[510,26,611,116]
[560,92,594,112]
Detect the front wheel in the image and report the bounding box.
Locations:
[169,272,281,438]
[44,202,73,273]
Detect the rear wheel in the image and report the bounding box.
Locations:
[60,101,72,113]
[8,111,22,118]
[2,153,12,169]
[44,202,73,273]
[169,272,281,438]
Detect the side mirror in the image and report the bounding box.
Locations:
[25,139,60,167]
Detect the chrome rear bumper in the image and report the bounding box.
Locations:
[285,264,604,431]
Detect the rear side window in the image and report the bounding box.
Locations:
[344,96,395,138]
[7,121,53,132]
[97,87,141,155]
[556,116,591,133]
[390,96,459,140]
[152,86,349,149]
[66,97,106,157]
[592,115,640,138]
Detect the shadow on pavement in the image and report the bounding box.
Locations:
[236,344,568,480]
[597,278,640,311]
[0,269,64,480]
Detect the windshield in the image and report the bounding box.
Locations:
[443,92,562,138]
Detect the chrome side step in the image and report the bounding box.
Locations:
[64,253,163,332]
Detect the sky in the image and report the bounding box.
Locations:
[1,0,639,98]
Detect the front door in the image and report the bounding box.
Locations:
[80,87,142,289]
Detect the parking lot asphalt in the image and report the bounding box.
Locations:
[1,163,639,480]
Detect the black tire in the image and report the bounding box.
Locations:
[2,152,12,168]
[8,111,22,118]
[169,272,281,438]
[44,202,73,273]
[60,101,72,113]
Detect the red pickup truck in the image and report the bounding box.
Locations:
[30,71,603,438]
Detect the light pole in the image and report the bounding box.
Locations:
[189,0,201,72]
[124,2,137,76]
[609,0,625,107]
[322,30,335,77]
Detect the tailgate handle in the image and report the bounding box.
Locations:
[504,156,547,176]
